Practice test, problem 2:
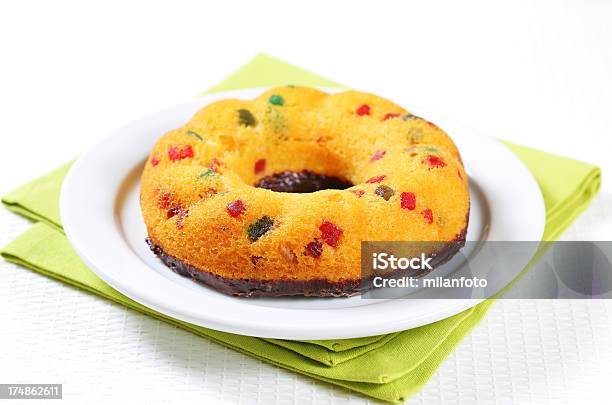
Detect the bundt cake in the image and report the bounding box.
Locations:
[140,87,470,297]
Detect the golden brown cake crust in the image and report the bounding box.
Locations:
[140,87,470,297]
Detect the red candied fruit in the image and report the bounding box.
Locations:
[226,199,246,219]
[254,159,266,174]
[304,240,323,258]
[151,156,160,166]
[350,189,365,198]
[422,208,433,224]
[158,192,172,209]
[167,203,182,219]
[400,192,416,211]
[356,104,371,116]
[382,113,400,121]
[426,121,438,129]
[370,150,386,162]
[168,145,194,161]
[319,221,343,248]
[423,154,446,168]
[365,175,386,184]
[251,255,263,267]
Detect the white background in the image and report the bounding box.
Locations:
[1,1,611,404]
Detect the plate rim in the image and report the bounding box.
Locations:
[60,87,546,339]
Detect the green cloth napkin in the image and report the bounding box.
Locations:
[0,54,601,403]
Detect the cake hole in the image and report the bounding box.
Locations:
[254,170,353,193]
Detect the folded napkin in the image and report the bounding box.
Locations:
[1,54,601,403]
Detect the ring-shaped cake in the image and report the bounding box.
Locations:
[140,87,470,297]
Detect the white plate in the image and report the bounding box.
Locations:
[60,88,545,339]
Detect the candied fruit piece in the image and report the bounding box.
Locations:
[304,240,323,258]
[199,169,217,178]
[365,175,386,184]
[265,106,287,133]
[350,189,365,198]
[151,156,160,166]
[370,150,386,162]
[407,127,424,143]
[226,199,246,219]
[268,95,284,106]
[247,216,274,242]
[400,192,416,210]
[168,145,194,161]
[401,114,421,122]
[423,154,446,168]
[209,158,223,172]
[375,185,394,201]
[383,113,400,121]
[319,221,343,248]
[186,130,203,140]
[279,243,298,264]
[422,208,433,224]
[198,187,217,199]
[237,109,257,127]
[254,159,266,174]
[167,204,182,219]
[356,104,371,116]
[158,192,172,209]
[251,255,263,267]
[404,146,419,157]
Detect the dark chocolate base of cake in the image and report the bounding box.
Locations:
[146,238,362,297]
[146,228,467,298]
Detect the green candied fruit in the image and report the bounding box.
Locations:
[247,215,274,242]
[199,169,217,178]
[237,109,257,127]
[268,95,284,106]
[402,113,426,122]
[405,145,441,155]
[423,146,441,154]
[186,130,203,141]
[265,106,287,134]
[401,114,422,122]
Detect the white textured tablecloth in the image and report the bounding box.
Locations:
[1,197,611,404]
[2,1,612,403]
